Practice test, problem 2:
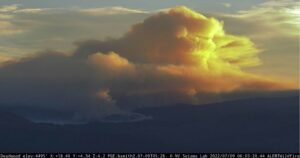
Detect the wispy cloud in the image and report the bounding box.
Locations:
[221,0,299,37]
[212,0,299,82]
[222,3,231,8]
[0,5,24,36]
[0,4,148,61]
[0,21,23,35]
[0,54,13,65]
[79,6,148,15]
[14,8,48,13]
[0,4,19,13]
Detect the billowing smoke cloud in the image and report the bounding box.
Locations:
[0,6,295,120]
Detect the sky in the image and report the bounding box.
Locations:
[0,0,299,120]
[0,0,266,13]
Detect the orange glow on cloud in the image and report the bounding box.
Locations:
[84,6,295,100]
[88,51,135,74]
[0,54,13,65]
[0,6,296,114]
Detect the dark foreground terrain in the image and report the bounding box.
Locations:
[0,95,299,152]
